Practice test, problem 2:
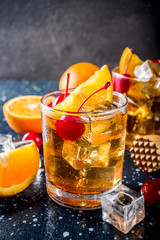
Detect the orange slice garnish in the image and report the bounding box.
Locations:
[3,95,42,134]
[0,142,40,197]
[119,47,143,77]
[55,65,113,113]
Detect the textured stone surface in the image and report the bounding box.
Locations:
[0,0,159,81]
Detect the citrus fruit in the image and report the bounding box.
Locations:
[3,95,42,134]
[59,62,100,90]
[55,65,113,113]
[0,142,40,197]
[119,47,143,77]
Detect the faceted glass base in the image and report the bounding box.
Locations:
[101,184,145,234]
[46,179,121,210]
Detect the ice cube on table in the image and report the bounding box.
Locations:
[0,134,15,153]
[62,139,111,170]
[134,60,158,80]
[101,184,145,234]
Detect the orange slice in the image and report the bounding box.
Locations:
[119,47,143,77]
[91,116,116,134]
[0,142,40,197]
[3,95,42,134]
[55,65,113,113]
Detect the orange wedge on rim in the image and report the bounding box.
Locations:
[0,142,40,197]
[3,95,42,134]
[119,47,143,77]
[55,64,113,113]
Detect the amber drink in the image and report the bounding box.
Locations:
[41,90,128,209]
[112,47,160,150]
[112,66,160,149]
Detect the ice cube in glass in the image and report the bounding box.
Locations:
[134,60,155,79]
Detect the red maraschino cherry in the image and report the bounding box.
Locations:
[22,130,42,148]
[55,82,111,141]
[48,73,70,107]
[55,115,85,141]
[113,49,134,94]
[139,160,160,205]
[113,73,131,94]
[151,60,160,65]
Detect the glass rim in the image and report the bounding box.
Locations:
[112,66,160,82]
[40,89,128,117]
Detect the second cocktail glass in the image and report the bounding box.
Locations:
[41,90,128,209]
[112,66,160,149]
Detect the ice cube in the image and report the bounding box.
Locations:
[101,184,145,234]
[114,192,133,206]
[79,160,122,189]
[86,101,117,135]
[134,100,154,120]
[134,60,156,80]
[83,100,117,113]
[93,100,117,112]
[91,117,117,135]
[127,82,147,104]
[62,139,111,170]
[98,142,111,167]
[149,60,160,77]
[62,139,97,170]
[0,134,15,153]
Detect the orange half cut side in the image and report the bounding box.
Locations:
[3,95,42,134]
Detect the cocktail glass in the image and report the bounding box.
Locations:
[41,90,128,210]
[112,66,160,150]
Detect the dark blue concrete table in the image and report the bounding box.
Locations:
[0,80,160,240]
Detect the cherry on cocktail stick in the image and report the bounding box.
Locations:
[55,82,111,141]
[22,130,42,148]
[113,73,131,94]
[139,160,160,205]
[113,49,134,94]
[48,73,70,107]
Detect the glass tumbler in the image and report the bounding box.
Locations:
[112,66,160,150]
[41,90,128,209]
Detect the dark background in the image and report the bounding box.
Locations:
[0,0,159,81]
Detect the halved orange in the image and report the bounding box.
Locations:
[119,47,143,77]
[59,62,100,90]
[0,142,40,197]
[55,65,113,113]
[3,95,42,134]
